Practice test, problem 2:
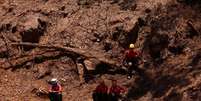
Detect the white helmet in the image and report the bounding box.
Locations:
[128,62,132,66]
[129,44,135,49]
[50,78,58,84]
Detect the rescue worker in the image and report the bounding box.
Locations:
[93,79,108,101]
[109,80,126,101]
[123,43,141,79]
[49,78,62,101]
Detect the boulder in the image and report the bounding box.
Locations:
[23,15,40,30]
[84,58,101,71]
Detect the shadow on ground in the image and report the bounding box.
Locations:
[126,69,191,100]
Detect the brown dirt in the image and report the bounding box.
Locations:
[0,0,201,101]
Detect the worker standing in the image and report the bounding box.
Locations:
[49,78,62,101]
[93,79,108,101]
[123,43,142,79]
[109,80,126,101]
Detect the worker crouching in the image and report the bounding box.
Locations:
[49,78,62,101]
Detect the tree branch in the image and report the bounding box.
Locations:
[11,42,120,67]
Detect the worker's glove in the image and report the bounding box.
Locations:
[128,62,132,66]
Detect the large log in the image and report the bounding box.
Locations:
[11,42,121,68]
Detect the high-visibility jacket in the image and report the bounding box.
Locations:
[49,84,62,93]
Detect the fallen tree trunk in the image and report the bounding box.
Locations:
[3,51,63,70]
[11,42,121,68]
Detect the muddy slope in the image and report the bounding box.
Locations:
[0,0,201,101]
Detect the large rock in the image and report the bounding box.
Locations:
[77,63,85,83]
[23,15,40,30]
[84,58,101,71]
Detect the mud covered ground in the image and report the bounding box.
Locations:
[0,0,201,101]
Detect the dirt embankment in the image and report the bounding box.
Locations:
[0,0,201,101]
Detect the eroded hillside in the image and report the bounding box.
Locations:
[0,0,201,101]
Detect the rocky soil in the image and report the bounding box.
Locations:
[0,0,201,101]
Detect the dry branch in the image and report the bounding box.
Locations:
[11,42,121,67]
